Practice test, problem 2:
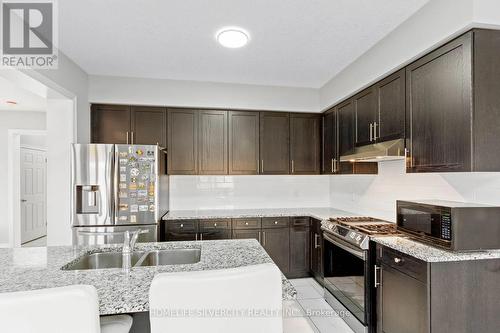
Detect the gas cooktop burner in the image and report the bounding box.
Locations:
[329,216,401,236]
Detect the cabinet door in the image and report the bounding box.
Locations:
[338,99,355,157]
[91,104,131,144]
[377,264,428,333]
[354,87,377,146]
[198,110,228,175]
[376,69,405,142]
[289,225,310,278]
[131,106,167,147]
[406,33,472,172]
[232,229,261,242]
[309,219,323,281]
[228,111,260,174]
[262,228,290,274]
[290,114,321,174]
[322,108,337,174]
[167,109,198,174]
[260,112,289,174]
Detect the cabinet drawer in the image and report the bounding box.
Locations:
[262,217,289,228]
[291,217,310,227]
[199,219,231,231]
[232,218,262,229]
[167,220,198,232]
[378,245,427,283]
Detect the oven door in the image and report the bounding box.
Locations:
[323,232,368,327]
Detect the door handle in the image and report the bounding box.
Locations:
[369,123,373,141]
[374,265,381,288]
[314,234,320,249]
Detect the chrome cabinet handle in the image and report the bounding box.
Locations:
[373,122,378,140]
[180,224,184,228]
[291,160,295,174]
[394,257,402,264]
[261,160,264,173]
[333,159,337,173]
[214,223,217,227]
[258,231,261,243]
[126,132,129,144]
[331,158,334,173]
[262,231,266,246]
[131,132,134,144]
[369,123,373,141]
[274,221,278,225]
[373,265,380,288]
[200,233,203,241]
[195,233,198,241]
[314,234,320,249]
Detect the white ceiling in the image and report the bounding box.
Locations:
[59,0,429,88]
[0,77,47,112]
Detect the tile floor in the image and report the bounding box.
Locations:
[285,278,355,333]
[22,236,47,247]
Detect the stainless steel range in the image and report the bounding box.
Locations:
[322,217,401,333]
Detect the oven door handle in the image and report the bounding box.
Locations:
[324,234,366,261]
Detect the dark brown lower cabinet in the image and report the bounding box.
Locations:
[262,227,290,275]
[289,217,310,278]
[163,216,312,278]
[232,229,261,241]
[309,218,323,283]
[376,244,500,333]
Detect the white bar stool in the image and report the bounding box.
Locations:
[149,263,283,333]
[0,285,132,333]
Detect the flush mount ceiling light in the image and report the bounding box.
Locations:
[216,27,250,48]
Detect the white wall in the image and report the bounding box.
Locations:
[26,52,89,143]
[0,111,46,244]
[89,75,320,113]
[319,0,475,110]
[329,160,500,221]
[169,175,329,210]
[45,99,74,246]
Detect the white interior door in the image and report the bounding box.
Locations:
[20,147,47,244]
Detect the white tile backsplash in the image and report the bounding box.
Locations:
[330,160,500,221]
[169,175,330,210]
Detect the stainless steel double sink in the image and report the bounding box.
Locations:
[62,248,201,271]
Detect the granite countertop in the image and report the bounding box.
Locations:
[370,236,500,262]
[0,239,296,315]
[163,207,356,221]
[321,219,500,262]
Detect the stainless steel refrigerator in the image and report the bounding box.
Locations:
[71,144,169,245]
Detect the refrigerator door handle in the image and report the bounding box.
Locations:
[113,149,119,224]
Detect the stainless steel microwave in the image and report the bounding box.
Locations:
[397,200,500,251]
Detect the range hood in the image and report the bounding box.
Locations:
[340,139,405,162]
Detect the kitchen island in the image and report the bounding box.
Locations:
[0,239,296,315]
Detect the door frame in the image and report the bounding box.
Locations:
[7,130,47,247]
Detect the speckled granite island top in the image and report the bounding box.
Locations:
[0,239,296,315]
[163,207,355,221]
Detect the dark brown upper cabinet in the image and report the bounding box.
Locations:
[198,110,228,175]
[354,87,377,146]
[259,112,290,174]
[130,106,167,147]
[322,108,338,174]
[290,113,321,174]
[408,29,500,172]
[337,99,356,174]
[167,108,198,174]
[376,69,406,142]
[91,104,131,144]
[228,111,260,174]
[406,33,472,172]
